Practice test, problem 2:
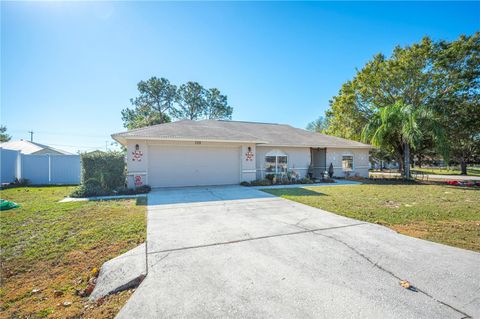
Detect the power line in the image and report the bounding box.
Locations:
[9,129,112,138]
[6,129,120,150]
[47,143,105,149]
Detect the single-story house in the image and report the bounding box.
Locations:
[112,120,371,188]
[0,139,72,155]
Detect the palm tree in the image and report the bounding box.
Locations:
[362,101,446,179]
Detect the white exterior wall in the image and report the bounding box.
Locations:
[125,140,258,187]
[325,148,370,178]
[240,144,257,182]
[125,140,370,187]
[255,146,311,179]
[126,140,149,188]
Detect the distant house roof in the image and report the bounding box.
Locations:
[0,140,72,155]
[112,120,370,149]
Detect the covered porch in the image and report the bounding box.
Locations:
[310,147,327,179]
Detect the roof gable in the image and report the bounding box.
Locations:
[0,140,72,155]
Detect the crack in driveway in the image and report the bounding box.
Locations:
[149,252,170,269]
[147,222,365,256]
[272,217,473,319]
[312,231,472,319]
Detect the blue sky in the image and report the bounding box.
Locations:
[2,1,479,153]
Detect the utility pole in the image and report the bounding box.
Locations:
[28,130,34,142]
[105,141,108,152]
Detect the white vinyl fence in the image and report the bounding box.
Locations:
[1,148,18,184]
[0,148,80,185]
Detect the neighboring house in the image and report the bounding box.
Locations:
[0,139,72,155]
[0,140,80,185]
[112,120,371,188]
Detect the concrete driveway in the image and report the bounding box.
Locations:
[117,185,479,319]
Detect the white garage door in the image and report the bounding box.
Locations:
[148,145,241,187]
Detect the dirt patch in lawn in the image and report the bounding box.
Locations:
[0,186,147,319]
[1,242,141,319]
[392,220,480,252]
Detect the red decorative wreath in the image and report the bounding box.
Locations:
[245,151,254,161]
[132,150,143,161]
[134,175,143,186]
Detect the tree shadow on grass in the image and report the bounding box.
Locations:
[362,179,421,186]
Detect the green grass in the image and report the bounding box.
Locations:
[263,182,480,252]
[0,186,147,318]
[413,167,480,176]
[0,186,146,267]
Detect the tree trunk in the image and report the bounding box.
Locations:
[397,154,403,174]
[404,142,411,179]
[460,159,467,175]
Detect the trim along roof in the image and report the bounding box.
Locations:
[0,140,73,155]
[112,119,371,149]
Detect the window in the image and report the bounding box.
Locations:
[265,156,276,173]
[342,155,353,171]
[265,150,288,175]
[277,156,288,173]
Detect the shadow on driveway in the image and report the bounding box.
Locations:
[148,185,275,206]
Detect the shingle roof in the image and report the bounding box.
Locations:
[0,140,72,155]
[112,119,370,149]
[112,120,263,143]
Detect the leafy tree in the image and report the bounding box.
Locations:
[325,37,435,143]
[174,81,208,120]
[121,77,177,129]
[306,116,329,133]
[431,32,480,174]
[121,105,170,130]
[205,88,233,119]
[324,80,370,141]
[362,102,446,178]
[323,35,473,173]
[323,33,480,174]
[0,126,11,142]
[121,77,235,127]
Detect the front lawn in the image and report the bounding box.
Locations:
[263,182,480,252]
[0,186,146,319]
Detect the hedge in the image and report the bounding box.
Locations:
[80,151,126,190]
[70,184,151,198]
